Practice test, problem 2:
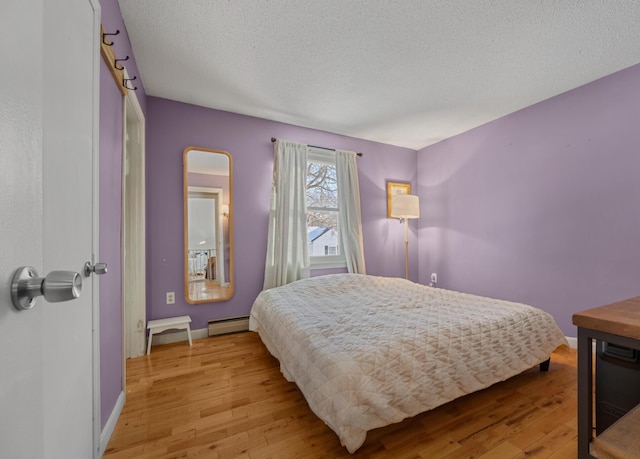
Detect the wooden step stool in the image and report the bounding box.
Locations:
[146,315,193,354]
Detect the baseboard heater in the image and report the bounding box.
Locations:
[208,315,250,336]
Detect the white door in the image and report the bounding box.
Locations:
[0,0,100,457]
[0,1,46,457]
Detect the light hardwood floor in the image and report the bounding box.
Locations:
[188,280,231,302]
[104,332,577,458]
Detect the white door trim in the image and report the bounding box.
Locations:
[90,1,102,456]
[122,67,147,363]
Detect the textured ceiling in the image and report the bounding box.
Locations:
[118,0,640,150]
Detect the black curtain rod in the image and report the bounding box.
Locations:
[271,137,363,157]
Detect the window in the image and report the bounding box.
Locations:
[306,148,345,268]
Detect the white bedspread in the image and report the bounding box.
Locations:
[249,274,568,453]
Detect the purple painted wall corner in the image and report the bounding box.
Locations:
[417,63,640,336]
[146,98,417,330]
[98,0,148,430]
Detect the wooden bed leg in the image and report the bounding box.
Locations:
[539,358,550,372]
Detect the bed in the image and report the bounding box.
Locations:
[249,274,568,453]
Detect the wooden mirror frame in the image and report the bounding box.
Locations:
[183,146,234,303]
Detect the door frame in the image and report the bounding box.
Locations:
[90,2,101,455]
[121,70,146,364]
[187,186,225,284]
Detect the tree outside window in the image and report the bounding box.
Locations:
[306,149,342,264]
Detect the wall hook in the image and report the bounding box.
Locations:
[102,29,120,46]
[123,76,138,91]
[114,55,129,70]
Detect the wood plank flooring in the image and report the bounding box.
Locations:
[104,332,577,458]
[188,280,231,302]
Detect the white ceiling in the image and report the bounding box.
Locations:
[118,1,640,150]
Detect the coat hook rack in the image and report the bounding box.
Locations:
[100,25,127,95]
[123,76,138,91]
[114,56,129,70]
[102,29,120,46]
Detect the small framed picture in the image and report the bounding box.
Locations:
[387,181,411,218]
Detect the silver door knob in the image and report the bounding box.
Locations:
[11,266,82,310]
[84,262,107,277]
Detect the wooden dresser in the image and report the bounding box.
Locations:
[573,296,640,459]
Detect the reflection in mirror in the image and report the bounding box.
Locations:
[183,147,234,303]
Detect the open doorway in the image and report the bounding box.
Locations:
[186,187,227,301]
[122,81,146,362]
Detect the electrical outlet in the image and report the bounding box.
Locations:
[166,292,175,304]
[430,273,438,287]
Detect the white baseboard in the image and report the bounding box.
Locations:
[100,390,125,457]
[149,327,208,346]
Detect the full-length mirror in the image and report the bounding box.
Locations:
[183,147,234,303]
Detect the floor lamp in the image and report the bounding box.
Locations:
[390,194,420,279]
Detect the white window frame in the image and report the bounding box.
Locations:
[307,147,346,269]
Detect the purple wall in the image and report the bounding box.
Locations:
[417,63,640,336]
[98,0,147,429]
[98,58,124,429]
[146,97,417,329]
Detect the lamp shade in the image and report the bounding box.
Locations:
[390,194,420,219]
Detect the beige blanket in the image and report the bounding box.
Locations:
[249,274,568,453]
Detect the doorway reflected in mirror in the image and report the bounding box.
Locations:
[183,147,234,303]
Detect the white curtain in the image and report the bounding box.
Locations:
[263,140,310,289]
[336,150,366,274]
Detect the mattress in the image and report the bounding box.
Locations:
[249,274,568,453]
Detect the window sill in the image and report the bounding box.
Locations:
[309,256,347,270]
